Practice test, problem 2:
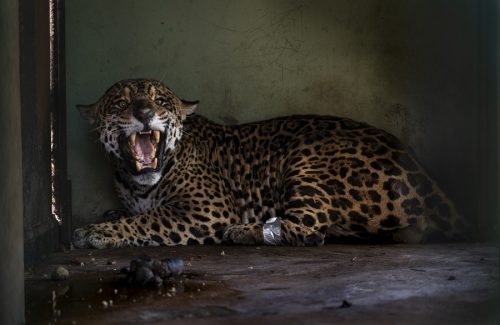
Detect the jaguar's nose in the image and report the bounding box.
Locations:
[134,107,155,123]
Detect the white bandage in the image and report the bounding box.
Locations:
[263,217,282,245]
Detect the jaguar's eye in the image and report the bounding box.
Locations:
[154,98,167,107]
[116,100,128,108]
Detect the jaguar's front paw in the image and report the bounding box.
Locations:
[72,224,117,249]
[72,226,91,248]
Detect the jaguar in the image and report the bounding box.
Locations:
[73,78,467,248]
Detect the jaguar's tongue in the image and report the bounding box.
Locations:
[135,134,155,164]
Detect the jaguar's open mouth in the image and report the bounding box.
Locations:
[119,130,165,174]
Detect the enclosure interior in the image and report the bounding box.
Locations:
[13,0,500,324]
[67,0,497,239]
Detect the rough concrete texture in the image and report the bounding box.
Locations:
[0,0,24,323]
[66,0,483,230]
[26,244,499,324]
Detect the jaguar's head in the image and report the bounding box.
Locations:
[78,78,198,186]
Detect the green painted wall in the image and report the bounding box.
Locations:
[0,0,25,323]
[67,0,483,232]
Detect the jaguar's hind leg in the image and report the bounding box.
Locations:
[223,219,324,246]
[222,223,264,245]
[280,219,325,246]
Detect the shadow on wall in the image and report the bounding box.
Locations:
[263,0,485,235]
[364,0,481,229]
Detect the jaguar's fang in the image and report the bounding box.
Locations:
[153,130,160,144]
[130,133,136,146]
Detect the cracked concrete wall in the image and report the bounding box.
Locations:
[67,0,485,235]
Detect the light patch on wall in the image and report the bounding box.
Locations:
[50,113,61,224]
[49,0,61,224]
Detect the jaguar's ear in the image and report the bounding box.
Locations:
[77,104,97,124]
[180,99,199,121]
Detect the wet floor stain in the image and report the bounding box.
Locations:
[25,271,234,324]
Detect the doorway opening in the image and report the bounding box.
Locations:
[20,0,71,267]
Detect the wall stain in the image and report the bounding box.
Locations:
[218,87,241,125]
[219,115,239,125]
[385,103,412,140]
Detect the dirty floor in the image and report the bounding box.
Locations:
[25,243,499,324]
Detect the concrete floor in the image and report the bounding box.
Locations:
[25,243,499,324]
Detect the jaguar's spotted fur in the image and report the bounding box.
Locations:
[73,79,466,248]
